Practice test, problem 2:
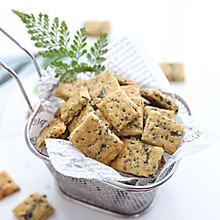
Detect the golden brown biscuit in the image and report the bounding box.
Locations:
[37,118,66,148]
[142,110,184,154]
[13,193,54,220]
[59,87,91,123]
[0,171,20,200]
[141,88,179,113]
[115,75,136,85]
[86,69,120,102]
[115,97,144,136]
[121,84,141,98]
[159,62,185,81]
[68,103,94,133]
[54,78,87,101]
[96,89,139,132]
[144,106,175,121]
[69,112,124,165]
[110,138,164,178]
[84,20,110,36]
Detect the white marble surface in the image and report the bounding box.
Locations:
[1,1,220,219]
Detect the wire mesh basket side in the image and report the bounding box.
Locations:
[46,162,157,215]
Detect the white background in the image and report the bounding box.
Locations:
[0,0,220,219]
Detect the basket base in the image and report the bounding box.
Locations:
[56,181,157,218]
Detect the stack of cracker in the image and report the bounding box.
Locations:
[37,69,184,178]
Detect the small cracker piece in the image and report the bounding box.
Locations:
[110,138,164,178]
[84,20,110,36]
[87,69,120,102]
[69,112,124,165]
[0,171,20,200]
[37,118,66,148]
[54,78,87,101]
[121,84,141,98]
[144,106,175,121]
[58,129,70,140]
[159,156,166,169]
[116,97,144,136]
[68,103,94,133]
[115,75,136,85]
[59,87,91,123]
[53,108,61,118]
[141,88,179,113]
[159,62,185,81]
[142,111,184,154]
[96,89,139,132]
[13,193,54,220]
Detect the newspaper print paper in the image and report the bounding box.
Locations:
[28,35,213,184]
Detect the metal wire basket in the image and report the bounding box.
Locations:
[0,28,191,217]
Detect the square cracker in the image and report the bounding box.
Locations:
[68,105,112,133]
[141,88,179,113]
[96,89,139,132]
[159,62,185,82]
[84,20,110,36]
[13,192,54,220]
[69,112,124,165]
[87,69,120,101]
[0,171,20,200]
[110,138,164,178]
[144,106,175,121]
[142,110,184,154]
[115,75,136,85]
[54,78,86,101]
[68,103,94,133]
[59,87,91,123]
[116,97,144,136]
[121,84,141,98]
[37,118,66,148]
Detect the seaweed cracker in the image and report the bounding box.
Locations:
[142,110,184,154]
[13,193,54,220]
[59,87,91,123]
[69,112,124,165]
[159,62,185,82]
[84,20,110,36]
[121,84,141,98]
[97,89,139,132]
[115,75,136,85]
[110,138,164,178]
[54,79,87,101]
[0,171,20,200]
[141,88,179,113]
[87,69,120,102]
[144,106,175,120]
[115,97,144,136]
[37,118,66,148]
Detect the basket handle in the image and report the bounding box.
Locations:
[0,27,43,113]
[0,60,34,112]
[0,27,42,78]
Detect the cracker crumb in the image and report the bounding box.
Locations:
[45,184,51,189]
